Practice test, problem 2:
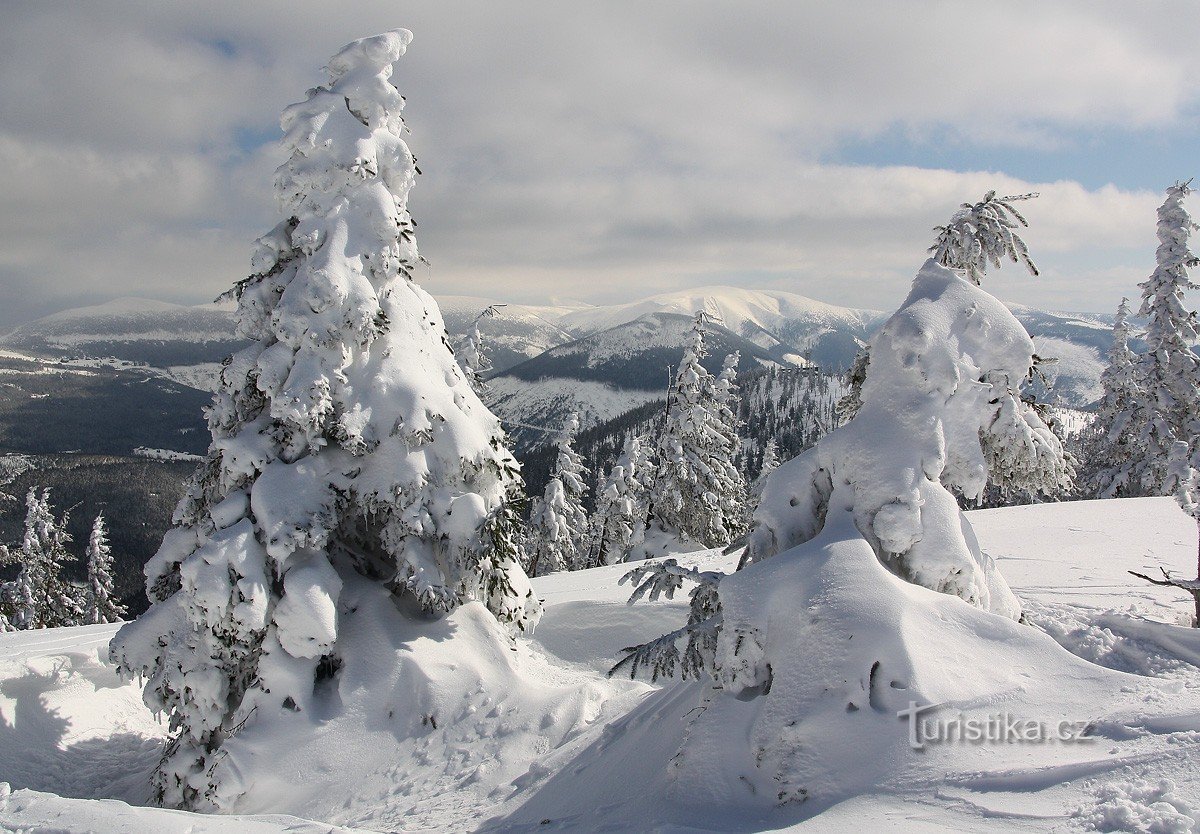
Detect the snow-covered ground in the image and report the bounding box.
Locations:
[2,497,1199,832]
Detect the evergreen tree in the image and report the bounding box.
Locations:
[929,190,1039,285]
[836,345,870,421]
[590,433,650,566]
[12,488,80,630]
[647,314,748,549]
[1089,298,1146,497]
[525,413,591,575]
[840,192,1041,424]
[615,194,1070,807]
[754,439,780,493]
[84,514,126,625]
[457,304,503,396]
[109,31,539,810]
[1130,181,1200,495]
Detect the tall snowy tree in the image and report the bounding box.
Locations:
[109,31,538,810]
[12,488,81,630]
[84,514,126,625]
[589,433,650,567]
[646,315,748,549]
[755,439,780,490]
[1088,298,1146,497]
[1130,181,1200,495]
[525,413,591,576]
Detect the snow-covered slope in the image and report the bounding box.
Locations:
[0,298,245,366]
[437,295,582,373]
[0,289,1121,406]
[558,285,886,369]
[487,312,789,450]
[2,497,1199,832]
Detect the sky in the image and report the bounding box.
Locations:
[2,1,1200,328]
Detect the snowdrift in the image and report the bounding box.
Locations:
[2,499,1200,832]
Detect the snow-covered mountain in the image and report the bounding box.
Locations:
[557,285,887,368]
[0,297,245,366]
[487,312,789,450]
[436,295,582,373]
[0,287,1121,413]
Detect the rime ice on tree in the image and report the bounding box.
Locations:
[1129,181,1200,495]
[616,194,1070,806]
[526,413,591,575]
[84,514,125,625]
[12,488,80,630]
[1089,298,1146,498]
[109,30,538,810]
[646,314,748,549]
[590,433,651,566]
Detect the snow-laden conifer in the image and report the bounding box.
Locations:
[84,514,126,625]
[12,488,80,630]
[836,345,870,420]
[755,439,780,492]
[457,305,502,396]
[525,413,590,575]
[840,192,1041,424]
[615,194,1070,806]
[1089,298,1146,497]
[646,315,748,549]
[930,190,1039,285]
[1131,181,1200,494]
[590,433,650,566]
[109,31,538,810]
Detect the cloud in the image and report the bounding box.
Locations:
[0,1,1196,327]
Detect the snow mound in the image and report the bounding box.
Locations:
[201,570,644,830]
[501,503,1200,830]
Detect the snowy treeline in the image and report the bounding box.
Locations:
[516,313,753,570]
[1085,181,1200,623]
[0,488,124,630]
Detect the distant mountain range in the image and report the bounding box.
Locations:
[0,286,1118,610]
[0,284,1121,455]
[489,311,787,450]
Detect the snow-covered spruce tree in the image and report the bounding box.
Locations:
[84,514,126,625]
[755,439,780,491]
[589,433,650,567]
[646,314,748,549]
[1130,181,1200,495]
[838,191,1039,424]
[456,304,503,396]
[525,413,591,576]
[930,190,1039,284]
[1088,298,1146,498]
[835,344,870,421]
[12,488,81,630]
[109,31,538,811]
[614,197,1070,805]
[1129,440,1200,626]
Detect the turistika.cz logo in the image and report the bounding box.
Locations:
[896,701,1096,751]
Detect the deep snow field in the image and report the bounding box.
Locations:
[1,497,1199,833]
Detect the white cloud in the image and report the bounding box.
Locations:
[0,1,1196,326]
